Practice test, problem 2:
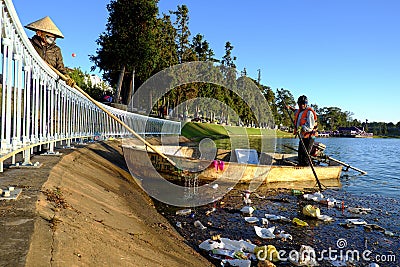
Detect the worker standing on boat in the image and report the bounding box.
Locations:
[25,16,75,87]
[289,95,318,166]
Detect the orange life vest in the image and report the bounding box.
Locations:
[294,107,318,138]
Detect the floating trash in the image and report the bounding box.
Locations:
[199,236,257,267]
[243,190,252,205]
[291,189,304,196]
[254,193,266,199]
[363,224,385,232]
[384,230,395,237]
[346,218,367,225]
[303,192,338,206]
[244,217,259,223]
[240,206,255,215]
[205,207,216,216]
[211,248,235,257]
[254,226,275,239]
[199,239,224,251]
[234,250,249,259]
[243,198,252,205]
[221,238,256,252]
[302,205,321,218]
[302,205,334,221]
[292,217,309,227]
[265,214,290,222]
[211,234,221,241]
[261,218,269,225]
[175,208,191,216]
[347,207,372,214]
[275,230,292,241]
[303,191,324,202]
[317,214,334,222]
[194,220,207,230]
[321,197,339,207]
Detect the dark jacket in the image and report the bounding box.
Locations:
[30,35,67,75]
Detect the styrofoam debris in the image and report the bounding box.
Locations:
[265,214,290,222]
[317,215,334,222]
[240,206,254,214]
[346,218,367,225]
[254,226,275,239]
[244,217,259,223]
[175,208,191,215]
[194,220,207,230]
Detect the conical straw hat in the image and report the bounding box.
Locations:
[25,16,64,38]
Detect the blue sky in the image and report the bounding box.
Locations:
[12,0,400,123]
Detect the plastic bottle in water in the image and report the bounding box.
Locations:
[293,217,309,227]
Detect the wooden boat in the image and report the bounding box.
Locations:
[122,141,342,188]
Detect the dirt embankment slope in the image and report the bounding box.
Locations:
[21,141,211,266]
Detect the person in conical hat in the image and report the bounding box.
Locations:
[25,16,75,86]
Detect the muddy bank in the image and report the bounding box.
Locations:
[1,140,212,267]
[155,183,400,267]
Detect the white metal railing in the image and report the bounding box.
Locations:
[0,0,181,171]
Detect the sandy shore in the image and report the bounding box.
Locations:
[0,140,212,267]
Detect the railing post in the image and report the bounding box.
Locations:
[23,64,32,147]
[12,52,23,151]
[1,37,13,154]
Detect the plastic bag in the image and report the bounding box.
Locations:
[302,205,321,218]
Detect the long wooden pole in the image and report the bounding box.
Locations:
[48,64,177,167]
[281,97,323,190]
[283,144,367,174]
[324,155,367,175]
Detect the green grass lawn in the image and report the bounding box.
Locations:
[181,122,293,139]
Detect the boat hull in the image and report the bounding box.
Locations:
[123,144,342,189]
[199,162,342,183]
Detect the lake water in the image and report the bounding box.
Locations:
[217,136,400,199]
[277,137,400,199]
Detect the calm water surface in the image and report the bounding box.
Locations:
[279,137,400,199]
[217,137,400,199]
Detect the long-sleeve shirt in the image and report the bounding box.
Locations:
[29,35,67,75]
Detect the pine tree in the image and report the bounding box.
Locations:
[90,0,159,104]
[171,5,196,63]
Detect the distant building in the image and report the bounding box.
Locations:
[337,126,373,138]
[85,74,114,93]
